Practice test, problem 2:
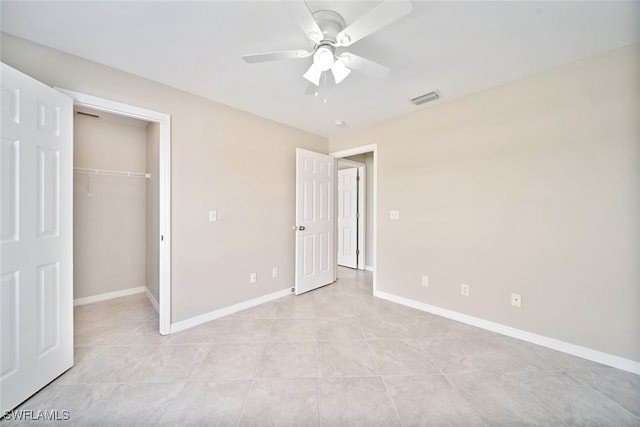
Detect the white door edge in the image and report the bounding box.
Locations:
[55,89,172,335]
[330,144,377,294]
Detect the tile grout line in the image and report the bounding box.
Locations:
[501,371,571,427]
[563,370,640,421]
[358,314,404,427]
[235,319,274,427]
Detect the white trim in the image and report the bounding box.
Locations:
[330,144,377,293]
[375,290,640,375]
[56,88,172,336]
[145,287,160,313]
[73,286,144,306]
[365,265,374,272]
[171,288,292,334]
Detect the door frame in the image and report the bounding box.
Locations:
[337,159,366,271]
[56,89,172,335]
[330,144,377,293]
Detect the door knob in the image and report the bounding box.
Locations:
[292,225,306,231]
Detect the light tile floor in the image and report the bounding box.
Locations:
[7,267,640,426]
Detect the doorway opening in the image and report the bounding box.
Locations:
[57,89,172,335]
[337,158,366,271]
[331,144,377,294]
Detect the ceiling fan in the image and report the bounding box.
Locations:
[242,0,413,89]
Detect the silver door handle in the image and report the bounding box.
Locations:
[292,225,306,231]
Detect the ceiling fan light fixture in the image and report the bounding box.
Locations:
[331,60,351,84]
[313,46,335,71]
[303,63,322,86]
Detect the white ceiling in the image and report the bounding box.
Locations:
[2,1,639,137]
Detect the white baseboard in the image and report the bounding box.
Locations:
[374,290,640,375]
[170,288,292,334]
[74,286,145,306]
[145,287,159,313]
[365,265,374,272]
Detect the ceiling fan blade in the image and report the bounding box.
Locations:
[242,50,312,64]
[339,53,390,79]
[336,0,413,47]
[283,1,324,43]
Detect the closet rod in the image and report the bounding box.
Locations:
[73,167,150,179]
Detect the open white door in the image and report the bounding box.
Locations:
[337,168,358,268]
[294,148,335,294]
[1,63,74,413]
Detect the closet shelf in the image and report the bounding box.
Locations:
[73,167,150,179]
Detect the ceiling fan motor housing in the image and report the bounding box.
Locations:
[312,10,346,45]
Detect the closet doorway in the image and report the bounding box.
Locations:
[337,158,366,270]
[59,89,171,335]
[332,145,377,292]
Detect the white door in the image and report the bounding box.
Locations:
[294,148,335,294]
[337,168,358,268]
[1,63,74,413]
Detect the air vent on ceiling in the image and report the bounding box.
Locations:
[410,91,440,106]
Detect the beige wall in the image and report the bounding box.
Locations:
[73,113,147,298]
[330,44,640,362]
[146,122,160,304]
[0,33,327,322]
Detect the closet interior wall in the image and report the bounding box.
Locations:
[73,109,153,300]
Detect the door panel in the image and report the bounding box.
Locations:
[337,168,358,268]
[0,138,19,242]
[38,147,60,237]
[0,272,19,380]
[0,63,73,413]
[295,148,335,294]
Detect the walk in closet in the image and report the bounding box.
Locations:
[73,107,160,307]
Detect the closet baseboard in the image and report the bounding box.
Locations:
[73,286,145,306]
[145,287,160,313]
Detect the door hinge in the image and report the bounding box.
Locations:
[356,212,360,219]
[356,249,360,255]
[356,176,360,182]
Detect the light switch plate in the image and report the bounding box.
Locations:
[208,210,217,222]
[390,210,400,220]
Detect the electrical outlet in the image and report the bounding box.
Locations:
[250,273,257,283]
[272,267,278,278]
[421,275,429,287]
[461,283,470,296]
[390,210,400,220]
[511,293,522,307]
